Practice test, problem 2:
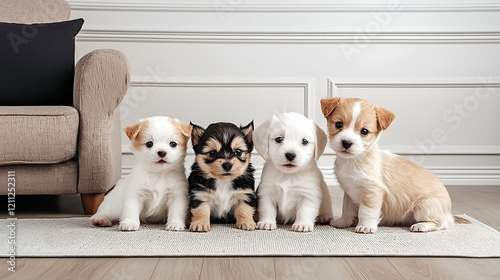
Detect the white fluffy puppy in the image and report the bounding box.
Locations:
[254,112,333,232]
[90,116,192,231]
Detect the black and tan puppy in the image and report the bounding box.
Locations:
[188,121,257,232]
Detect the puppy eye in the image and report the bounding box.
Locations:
[275,137,283,143]
[146,141,153,148]
[302,139,308,145]
[335,122,343,129]
[234,149,242,157]
[169,142,177,148]
[360,128,369,136]
[209,150,217,157]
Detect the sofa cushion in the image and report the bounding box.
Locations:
[0,18,84,106]
[0,106,79,165]
[0,161,78,195]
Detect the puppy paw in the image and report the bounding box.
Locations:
[257,221,277,230]
[292,223,314,232]
[316,215,333,225]
[329,218,353,228]
[90,213,112,227]
[118,220,140,231]
[409,222,438,232]
[189,221,210,232]
[355,224,377,234]
[236,220,257,231]
[165,222,186,231]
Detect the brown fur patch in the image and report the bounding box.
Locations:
[197,135,251,181]
[234,202,256,230]
[193,189,214,202]
[124,120,147,141]
[197,156,249,181]
[233,189,255,202]
[454,216,471,224]
[374,104,396,131]
[354,103,380,147]
[195,155,213,179]
[322,98,360,139]
[230,136,247,152]
[167,118,192,144]
[240,121,254,144]
[191,124,205,146]
[225,153,251,181]
[124,120,150,150]
[378,152,453,227]
[320,98,341,118]
[202,138,222,154]
[189,203,211,232]
[322,98,393,147]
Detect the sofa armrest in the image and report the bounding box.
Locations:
[74,49,130,194]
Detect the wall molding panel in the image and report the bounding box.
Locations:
[128,77,316,118]
[69,1,500,13]
[73,1,500,186]
[77,30,500,44]
[327,77,500,156]
[328,77,500,89]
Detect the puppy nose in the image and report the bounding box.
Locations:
[158,151,166,158]
[342,140,353,149]
[285,153,296,162]
[222,162,233,171]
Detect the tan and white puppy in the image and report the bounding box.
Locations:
[90,116,192,231]
[254,112,333,232]
[321,97,469,233]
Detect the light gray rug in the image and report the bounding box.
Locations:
[2,215,499,257]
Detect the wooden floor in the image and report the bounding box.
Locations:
[2,186,500,280]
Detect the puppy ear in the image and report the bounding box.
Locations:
[123,120,144,140]
[375,105,395,131]
[240,120,254,144]
[178,121,193,138]
[173,119,193,142]
[253,118,272,160]
[190,122,205,146]
[320,98,343,118]
[313,122,328,160]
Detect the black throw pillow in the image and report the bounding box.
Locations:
[0,18,84,106]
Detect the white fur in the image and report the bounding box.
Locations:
[90,116,189,231]
[254,112,333,232]
[193,180,253,219]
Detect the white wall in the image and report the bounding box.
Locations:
[69,0,500,186]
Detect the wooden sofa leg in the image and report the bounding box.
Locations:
[81,193,105,215]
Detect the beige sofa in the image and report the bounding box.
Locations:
[0,0,130,214]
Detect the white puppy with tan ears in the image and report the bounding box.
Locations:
[254,112,333,232]
[90,116,192,231]
[320,97,469,233]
